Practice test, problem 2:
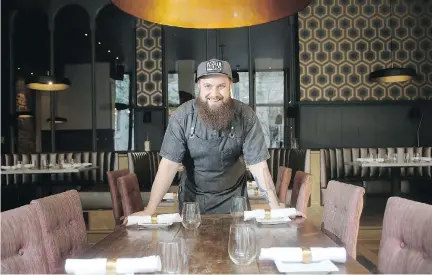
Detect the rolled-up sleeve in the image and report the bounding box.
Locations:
[242,114,270,165]
[159,115,187,163]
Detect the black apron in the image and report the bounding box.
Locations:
[178,110,249,214]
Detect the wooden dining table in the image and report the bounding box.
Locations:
[81,214,369,274]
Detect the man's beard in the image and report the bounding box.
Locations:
[197,97,235,131]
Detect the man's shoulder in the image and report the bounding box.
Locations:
[171,100,195,121]
[233,99,257,122]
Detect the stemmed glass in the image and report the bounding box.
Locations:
[182,202,201,229]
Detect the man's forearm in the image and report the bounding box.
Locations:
[248,161,280,208]
[145,158,181,213]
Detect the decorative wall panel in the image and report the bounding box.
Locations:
[299,0,432,101]
[136,19,163,107]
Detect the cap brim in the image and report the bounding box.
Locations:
[195,72,232,83]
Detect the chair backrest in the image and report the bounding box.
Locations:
[107,169,130,225]
[378,197,432,274]
[321,180,365,259]
[290,171,312,214]
[117,173,144,217]
[1,205,50,274]
[31,190,87,274]
[276,167,292,205]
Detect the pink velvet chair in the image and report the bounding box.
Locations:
[1,205,50,274]
[321,180,365,259]
[107,169,130,225]
[276,166,292,206]
[117,173,144,217]
[290,171,312,214]
[31,190,88,274]
[378,197,432,274]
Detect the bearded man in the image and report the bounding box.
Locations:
[131,59,280,215]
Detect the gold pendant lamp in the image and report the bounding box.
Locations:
[112,0,312,29]
[369,0,417,83]
[26,71,70,91]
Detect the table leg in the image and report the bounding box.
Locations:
[390,167,402,197]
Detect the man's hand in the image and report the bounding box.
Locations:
[122,208,155,225]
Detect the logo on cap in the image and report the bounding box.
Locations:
[206,60,223,73]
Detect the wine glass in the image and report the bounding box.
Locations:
[182,202,201,229]
[158,240,182,274]
[230,196,247,217]
[228,223,258,265]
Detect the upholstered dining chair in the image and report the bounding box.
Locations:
[107,169,130,225]
[378,197,432,274]
[117,173,145,218]
[1,205,50,274]
[276,166,292,206]
[321,180,365,259]
[31,190,88,274]
[290,171,312,214]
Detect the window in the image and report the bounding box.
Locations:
[114,74,134,150]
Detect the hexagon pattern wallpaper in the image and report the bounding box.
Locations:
[136,19,163,107]
[299,0,432,101]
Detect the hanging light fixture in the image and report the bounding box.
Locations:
[26,71,70,91]
[17,111,33,118]
[369,0,417,83]
[46,117,67,124]
[112,0,312,29]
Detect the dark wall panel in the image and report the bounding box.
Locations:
[299,103,432,149]
[42,129,114,151]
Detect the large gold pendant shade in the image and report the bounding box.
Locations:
[112,0,312,29]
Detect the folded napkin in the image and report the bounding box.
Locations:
[259,247,346,263]
[244,208,298,221]
[127,213,182,226]
[65,256,162,274]
[274,259,339,273]
[163,192,178,200]
[1,166,11,170]
[247,181,257,188]
[247,188,266,197]
[420,157,432,161]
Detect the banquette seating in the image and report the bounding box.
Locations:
[1,149,311,212]
[320,147,432,205]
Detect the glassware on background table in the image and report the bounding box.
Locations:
[16,161,23,169]
[230,196,247,217]
[404,153,411,163]
[158,240,183,274]
[41,159,47,169]
[182,202,201,229]
[228,223,258,265]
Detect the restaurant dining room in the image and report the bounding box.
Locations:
[2,0,432,273]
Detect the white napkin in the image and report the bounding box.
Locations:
[274,259,339,273]
[259,247,347,263]
[62,163,72,168]
[65,256,162,274]
[116,256,162,274]
[247,188,265,197]
[127,213,182,226]
[247,181,257,188]
[163,192,177,200]
[420,157,432,161]
[65,258,107,275]
[1,166,11,169]
[244,208,298,221]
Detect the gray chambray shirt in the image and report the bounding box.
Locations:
[159,99,269,213]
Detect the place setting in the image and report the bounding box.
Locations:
[126,201,201,230]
